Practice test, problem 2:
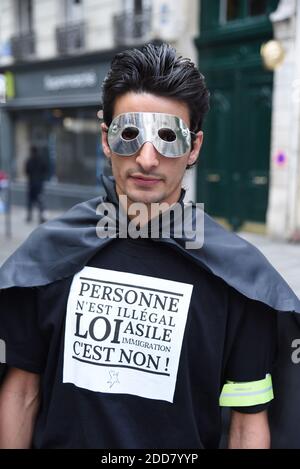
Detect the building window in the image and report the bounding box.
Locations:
[220,0,242,24]
[220,0,271,24]
[14,0,33,34]
[226,0,240,21]
[249,0,268,16]
[11,0,35,60]
[63,0,83,24]
[56,0,85,54]
[114,0,152,46]
[123,0,151,14]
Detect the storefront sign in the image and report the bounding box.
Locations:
[44,71,97,91]
[2,61,110,107]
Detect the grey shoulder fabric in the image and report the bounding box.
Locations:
[0,175,299,314]
[0,182,116,289]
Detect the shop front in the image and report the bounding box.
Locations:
[0,52,112,210]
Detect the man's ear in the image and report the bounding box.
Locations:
[101,123,112,159]
[187,131,204,166]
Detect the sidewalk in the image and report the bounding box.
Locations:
[1,206,299,298]
[0,206,64,266]
[239,231,300,298]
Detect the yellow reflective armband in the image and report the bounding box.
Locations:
[219,373,274,407]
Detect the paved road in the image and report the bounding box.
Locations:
[1,207,299,298]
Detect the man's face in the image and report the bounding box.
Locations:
[101,92,203,206]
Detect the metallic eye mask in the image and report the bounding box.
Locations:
[107,112,192,158]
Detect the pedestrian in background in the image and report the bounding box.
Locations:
[25,146,47,224]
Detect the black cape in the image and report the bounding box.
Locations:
[0,175,299,447]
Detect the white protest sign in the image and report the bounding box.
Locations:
[63,267,193,402]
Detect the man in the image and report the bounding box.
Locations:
[25,146,48,224]
[0,43,299,449]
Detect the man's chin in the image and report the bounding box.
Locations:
[126,188,166,205]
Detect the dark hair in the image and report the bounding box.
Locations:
[102,43,210,133]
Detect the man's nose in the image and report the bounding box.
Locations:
[135,142,160,171]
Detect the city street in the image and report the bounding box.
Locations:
[0,206,299,298]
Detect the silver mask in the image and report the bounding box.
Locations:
[107,112,192,158]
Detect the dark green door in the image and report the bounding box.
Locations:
[239,68,273,224]
[197,71,235,222]
[196,0,278,229]
[198,67,273,228]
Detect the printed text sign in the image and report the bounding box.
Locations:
[63,267,193,402]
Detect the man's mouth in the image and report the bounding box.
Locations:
[129,175,162,186]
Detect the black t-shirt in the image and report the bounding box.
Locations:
[0,238,277,448]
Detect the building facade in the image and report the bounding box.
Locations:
[1,0,298,240]
[0,0,199,209]
[196,0,300,239]
[196,0,279,231]
[267,0,300,240]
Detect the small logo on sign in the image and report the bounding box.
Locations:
[107,370,120,389]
